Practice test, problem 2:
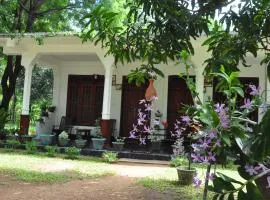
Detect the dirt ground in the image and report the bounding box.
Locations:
[0,164,174,200]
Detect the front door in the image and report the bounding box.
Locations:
[167,76,194,137]
[120,77,149,137]
[66,75,104,126]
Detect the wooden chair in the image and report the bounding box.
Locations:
[52,116,73,146]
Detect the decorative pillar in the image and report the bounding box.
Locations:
[98,54,114,147]
[195,68,204,104]
[52,66,60,107]
[20,54,36,135]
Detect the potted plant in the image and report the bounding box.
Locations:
[58,131,69,147]
[112,137,125,151]
[91,118,105,150]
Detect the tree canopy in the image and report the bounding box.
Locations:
[82,0,270,78]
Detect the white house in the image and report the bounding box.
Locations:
[0,33,269,139]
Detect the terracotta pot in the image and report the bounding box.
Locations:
[161,120,168,129]
[145,79,157,100]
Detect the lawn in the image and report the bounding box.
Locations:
[137,165,242,200]
[0,150,115,183]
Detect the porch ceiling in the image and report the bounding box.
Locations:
[37,53,101,66]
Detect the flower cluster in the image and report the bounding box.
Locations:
[129,96,158,144]
[214,103,230,129]
[191,129,221,164]
[245,163,270,188]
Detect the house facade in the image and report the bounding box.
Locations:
[0,34,268,139]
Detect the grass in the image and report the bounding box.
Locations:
[137,166,242,200]
[0,149,115,184]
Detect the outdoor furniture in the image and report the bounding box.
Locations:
[52,116,73,146]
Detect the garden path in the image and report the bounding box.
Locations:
[0,163,175,200]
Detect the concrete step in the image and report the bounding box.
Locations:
[118,158,169,166]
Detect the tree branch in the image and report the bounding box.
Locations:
[17,0,30,13]
[36,3,78,17]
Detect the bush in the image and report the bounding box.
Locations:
[25,141,38,154]
[45,145,58,157]
[102,151,119,163]
[169,156,188,167]
[65,147,80,159]
[5,139,20,149]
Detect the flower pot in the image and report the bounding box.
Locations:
[92,138,105,150]
[75,139,86,148]
[145,79,157,100]
[39,134,54,145]
[177,167,196,185]
[112,142,124,151]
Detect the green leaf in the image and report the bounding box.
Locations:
[246,182,264,200]
[221,133,231,147]
[216,172,243,185]
[238,190,247,200]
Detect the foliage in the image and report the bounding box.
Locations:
[45,146,58,157]
[170,156,189,168]
[0,108,8,130]
[64,147,80,160]
[25,141,38,154]
[5,139,20,149]
[102,151,119,163]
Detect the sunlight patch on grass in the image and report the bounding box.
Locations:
[0,151,115,183]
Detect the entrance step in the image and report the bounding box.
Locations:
[118,158,169,166]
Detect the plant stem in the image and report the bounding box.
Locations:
[203,164,211,200]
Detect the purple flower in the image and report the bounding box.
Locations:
[240,98,253,109]
[215,103,226,113]
[129,131,136,138]
[191,144,201,152]
[202,156,209,164]
[132,124,138,132]
[193,175,202,188]
[219,112,230,129]
[181,115,191,124]
[139,99,146,104]
[200,138,210,150]
[145,103,153,111]
[215,139,221,147]
[139,137,146,145]
[144,125,152,134]
[249,84,260,96]
[208,130,217,139]
[208,152,216,162]
[191,153,202,163]
[245,165,261,176]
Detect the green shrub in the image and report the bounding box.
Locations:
[65,147,80,159]
[5,139,20,149]
[102,151,118,163]
[169,156,188,167]
[25,141,38,154]
[45,145,58,157]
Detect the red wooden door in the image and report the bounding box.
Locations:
[120,77,149,137]
[213,77,259,122]
[167,76,194,137]
[66,75,104,125]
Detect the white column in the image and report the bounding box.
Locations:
[52,66,60,106]
[21,54,36,115]
[195,68,204,104]
[97,54,115,120]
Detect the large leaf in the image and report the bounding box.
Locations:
[246,182,264,200]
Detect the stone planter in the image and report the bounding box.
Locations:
[75,139,86,148]
[92,138,105,150]
[177,167,196,185]
[112,142,124,151]
[39,134,54,145]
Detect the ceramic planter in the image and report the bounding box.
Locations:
[39,134,54,145]
[177,167,196,185]
[75,139,86,148]
[92,138,105,150]
[112,142,124,151]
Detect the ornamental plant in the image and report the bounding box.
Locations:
[129,49,270,200]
